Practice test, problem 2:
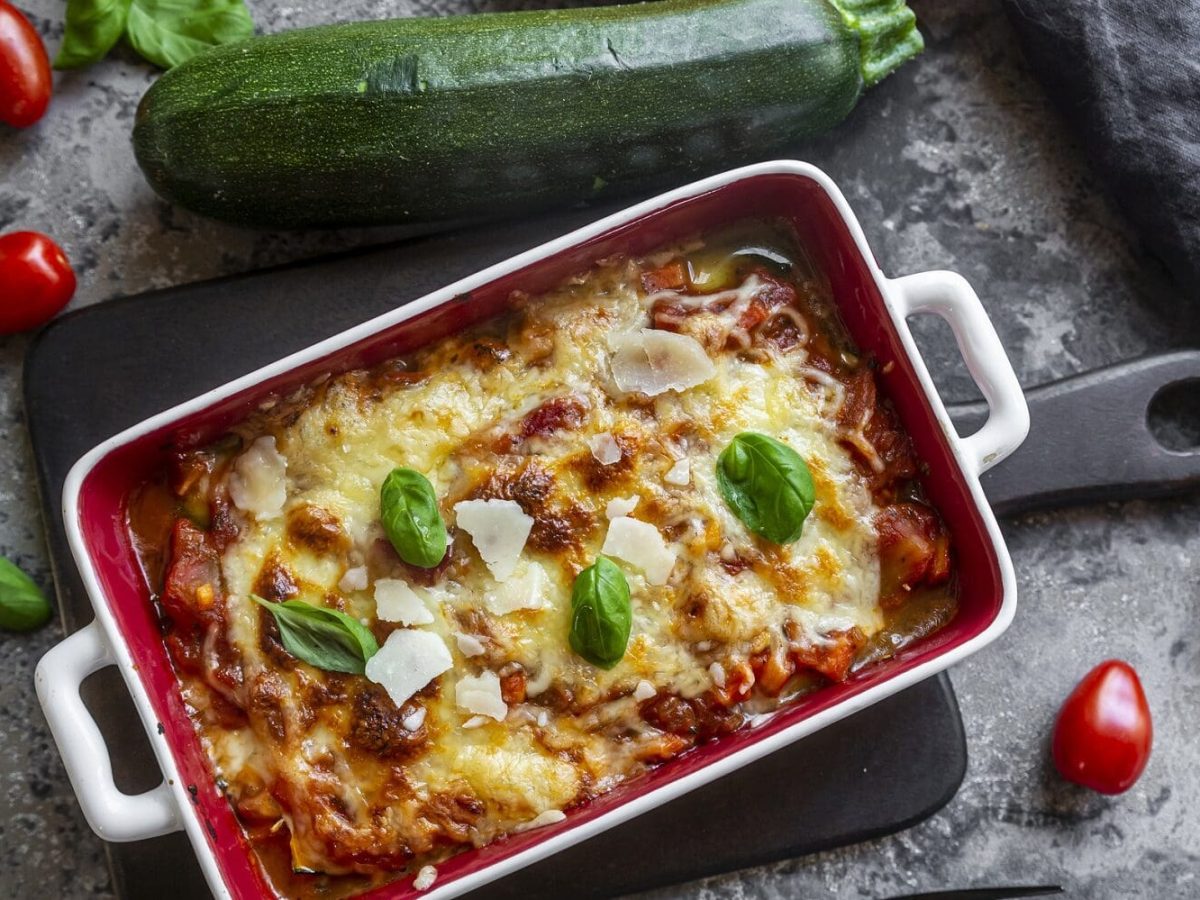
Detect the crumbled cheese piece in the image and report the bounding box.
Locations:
[413,864,437,891]
[588,432,622,465]
[456,670,508,721]
[709,662,726,688]
[536,709,550,728]
[601,517,676,585]
[453,499,534,582]
[524,665,553,697]
[227,436,287,519]
[719,542,738,562]
[610,329,715,396]
[664,458,691,485]
[455,633,487,657]
[514,809,567,832]
[373,579,434,625]
[462,715,490,729]
[633,680,656,702]
[484,561,550,615]
[365,630,452,708]
[338,565,369,593]
[605,495,639,519]
[401,707,427,731]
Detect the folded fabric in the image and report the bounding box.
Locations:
[1002,0,1200,299]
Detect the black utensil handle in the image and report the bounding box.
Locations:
[889,886,1063,900]
[947,351,1200,517]
[888,886,1063,900]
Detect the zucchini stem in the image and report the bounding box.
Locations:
[828,0,924,88]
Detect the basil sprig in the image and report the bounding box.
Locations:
[55,0,253,71]
[380,468,448,568]
[0,558,52,632]
[55,0,129,69]
[716,432,815,544]
[569,556,632,670]
[252,595,379,675]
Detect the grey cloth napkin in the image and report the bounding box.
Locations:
[1002,0,1200,298]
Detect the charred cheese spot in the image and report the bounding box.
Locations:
[286,505,349,556]
[253,552,300,602]
[526,502,595,557]
[466,337,512,369]
[571,432,639,491]
[348,685,427,760]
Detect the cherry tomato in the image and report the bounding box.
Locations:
[1052,659,1152,795]
[0,0,51,128]
[0,231,75,333]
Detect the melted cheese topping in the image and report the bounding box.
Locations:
[187,246,900,880]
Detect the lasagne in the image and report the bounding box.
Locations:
[128,221,957,896]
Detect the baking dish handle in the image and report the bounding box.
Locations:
[887,271,1030,476]
[35,621,182,842]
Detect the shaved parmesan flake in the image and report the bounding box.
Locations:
[602,517,676,585]
[514,809,566,832]
[228,436,287,519]
[588,432,622,465]
[413,865,437,891]
[605,495,639,519]
[633,680,656,702]
[455,633,487,657]
[374,579,433,625]
[664,458,691,485]
[610,329,715,396]
[454,499,533,582]
[402,707,427,731]
[462,715,489,729]
[365,630,451,709]
[456,670,508,721]
[338,565,369,593]
[485,561,550,615]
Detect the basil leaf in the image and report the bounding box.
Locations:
[0,557,52,632]
[252,595,379,675]
[380,468,448,569]
[716,432,815,544]
[54,0,132,70]
[569,556,631,670]
[126,0,253,69]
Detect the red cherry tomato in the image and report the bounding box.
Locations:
[1052,659,1152,795]
[0,0,51,128]
[0,231,76,333]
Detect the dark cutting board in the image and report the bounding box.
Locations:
[24,208,1200,899]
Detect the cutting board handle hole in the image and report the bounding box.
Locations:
[1148,379,1200,452]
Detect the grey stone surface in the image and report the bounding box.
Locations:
[1,0,1197,898]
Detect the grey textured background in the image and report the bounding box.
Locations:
[2,1,1198,898]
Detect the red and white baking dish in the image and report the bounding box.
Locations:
[36,160,1029,899]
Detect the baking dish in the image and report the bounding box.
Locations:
[36,160,1029,899]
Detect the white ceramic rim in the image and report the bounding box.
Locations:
[36,160,1030,900]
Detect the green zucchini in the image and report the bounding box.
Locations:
[132,0,922,229]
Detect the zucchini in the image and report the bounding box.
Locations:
[133,0,922,229]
